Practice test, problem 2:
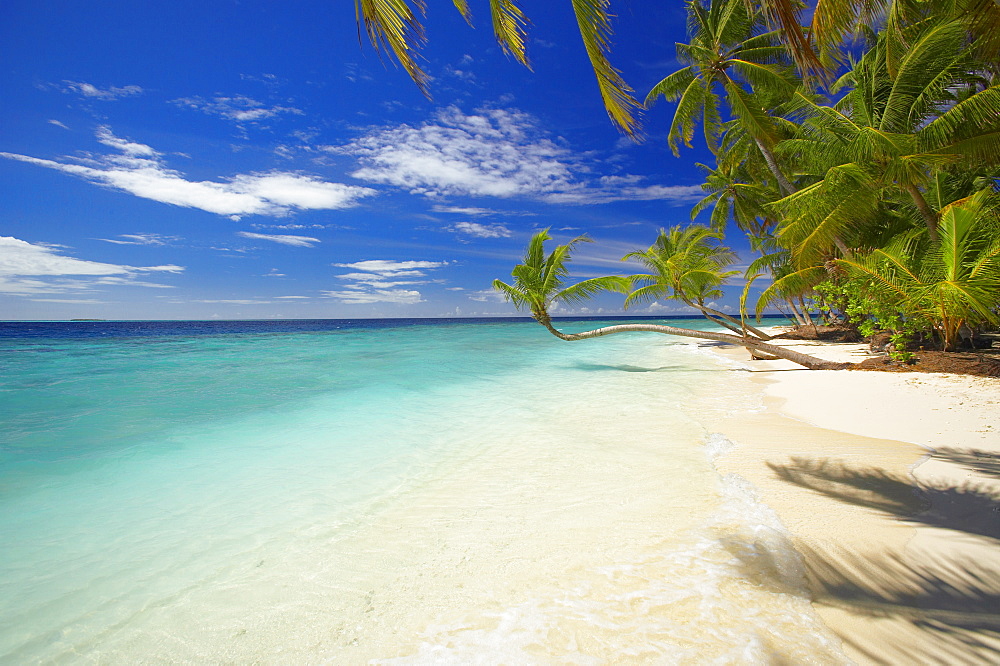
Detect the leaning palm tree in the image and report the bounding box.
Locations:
[493,230,851,369]
[622,225,775,340]
[490,229,630,333]
[354,0,642,135]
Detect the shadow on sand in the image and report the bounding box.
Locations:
[766,449,1000,662]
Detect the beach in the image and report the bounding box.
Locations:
[707,331,1000,664]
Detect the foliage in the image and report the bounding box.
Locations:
[354,0,642,135]
[491,228,630,326]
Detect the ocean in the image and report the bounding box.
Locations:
[0,318,846,663]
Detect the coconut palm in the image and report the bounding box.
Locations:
[645,0,800,195]
[490,229,630,332]
[621,225,776,340]
[770,17,1000,268]
[835,190,1000,349]
[493,230,850,369]
[757,0,1000,77]
[354,0,642,135]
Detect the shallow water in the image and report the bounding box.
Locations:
[0,319,847,663]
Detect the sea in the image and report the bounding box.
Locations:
[0,317,848,664]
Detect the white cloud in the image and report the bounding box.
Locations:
[431,205,497,216]
[325,259,449,304]
[1,127,376,218]
[62,81,143,100]
[543,184,705,205]
[336,106,703,205]
[333,259,448,275]
[643,301,695,314]
[29,298,106,304]
[48,119,70,130]
[172,95,303,123]
[337,107,575,198]
[321,289,423,305]
[449,221,511,238]
[196,299,273,305]
[97,233,178,245]
[0,236,183,295]
[468,289,506,303]
[237,231,320,247]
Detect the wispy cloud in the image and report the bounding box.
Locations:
[0,236,183,295]
[324,259,449,304]
[1,127,376,218]
[333,260,448,274]
[468,288,506,302]
[97,233,179,245]
[237,231,320,247]
[48,119,70,130]
[335,106,703,205]
[431,205,498,216]
[60,80,143,100]
[337,107,575,198]
[448,221,511,238]
[171,95,303,123]
[196,299,273,305]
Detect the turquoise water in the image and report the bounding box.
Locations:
[0,319,846,663]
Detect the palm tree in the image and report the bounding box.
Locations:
[645,0,800,195]
[490,229,630,333]
[771,17,1000,265]
[835,190,1000,350]
[756,0,1000,77]
[493,230,851,369]
[622,224,775,340]
[353,0,642,135]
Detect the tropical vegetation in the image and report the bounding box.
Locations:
[357,0,1000,366]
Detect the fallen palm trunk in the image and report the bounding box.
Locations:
[535,316,851,370]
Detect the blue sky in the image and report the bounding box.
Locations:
[1,0,742,321]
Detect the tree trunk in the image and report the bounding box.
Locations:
[798,296,819,337]
[904,183,940,242]
[786,298,807,326]
[535,316,851,370]
[690,309,779,359]
[754,137,796,196]
[691,301,774,341]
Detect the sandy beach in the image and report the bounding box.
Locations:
[707,330,1000,664]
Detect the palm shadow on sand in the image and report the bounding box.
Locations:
[764,449,1000,662]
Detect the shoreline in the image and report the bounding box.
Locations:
[703,330,1000,664]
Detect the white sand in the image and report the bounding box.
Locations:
[706,330,1000,664]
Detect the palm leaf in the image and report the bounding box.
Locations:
[490,0,531,68]
[355,0,430,96]
[570,0,642,136]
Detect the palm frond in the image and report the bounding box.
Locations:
[452,0,473,25]
[755,265,828,318]
[490,0,531,68]
[355,0,430,96]
[570,0,642,136]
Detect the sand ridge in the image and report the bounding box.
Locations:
[705,330,1000,664]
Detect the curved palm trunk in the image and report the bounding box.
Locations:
[689,301,774,340]
[533,313,850,370]
[688,308,781,361]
